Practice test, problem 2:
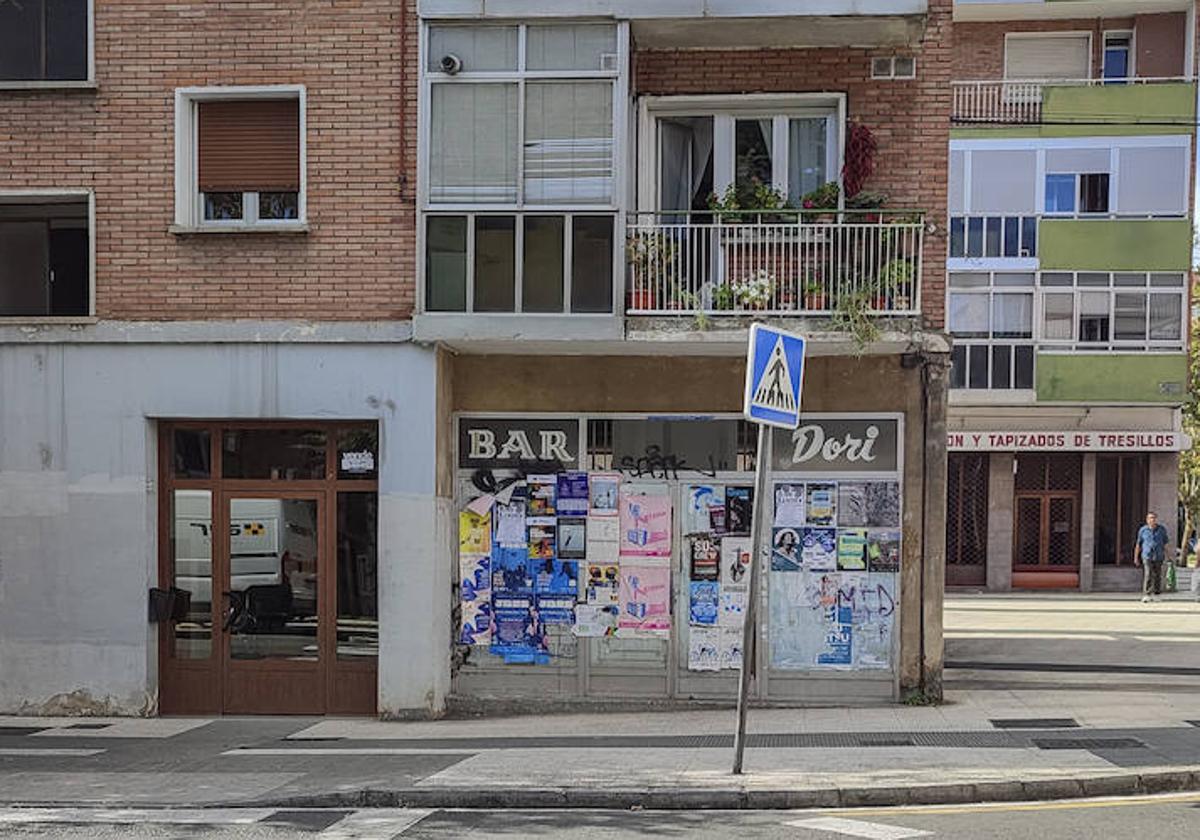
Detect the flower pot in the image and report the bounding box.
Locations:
[630,288,657,311]
[804,293,828,311]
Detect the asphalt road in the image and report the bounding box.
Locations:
[4,795,1200,839]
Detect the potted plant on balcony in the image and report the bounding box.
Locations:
[731,269,775,311]
[711,283,736,312]
[707,181,794,225]
[626,229,676,311]
[878,258,916,311]
[800,182,840,223]
[802,278,829,311]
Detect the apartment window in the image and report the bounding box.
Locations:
[871,56,916,80]
[948,272,1035,390]
[1037,272,1185,350]
[1005,33,1090,80]
[1103,32,1133,82]
[1044,172,1108,215]
[948,215,1037,258]
[174,87,306,230]
[0,196,91,318]
[0,0,90,83]
[423,23,621,314]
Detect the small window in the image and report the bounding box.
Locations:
[1044,174,1076,213]
[1042,293,1074,340]
[1103,33,1132,82]
[175,88,306,230]
[1079,292,1110,342]
[1079,173,1109,213]
[0,197,90,318]
[871,56,915,79]
[0,0,90,83]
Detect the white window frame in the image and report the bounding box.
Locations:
[0,0,95,90]
[1043,171,1110,217]
[1003,31,1093,81]
[417,21,629,316]
[871,55,916,80]
[636,93,845,213]
[1102,29,1136,81]
[172,85,308,233]
[1035,271,1187,352]
[0,188,96,322]
[947,270,1037,391]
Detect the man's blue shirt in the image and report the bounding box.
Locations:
[1135,524,1169,563]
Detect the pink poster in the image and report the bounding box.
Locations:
[618,493,672,558]
[618,563,671,636]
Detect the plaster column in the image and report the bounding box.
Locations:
[1149,452,1181,562]
[987,453,1014,591]
[1079,454,1096,592]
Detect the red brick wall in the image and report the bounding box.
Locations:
[954,18,1138,81]
[0,0,417,321]
[633,0,953,330]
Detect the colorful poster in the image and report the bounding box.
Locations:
[491,593,549,664]
[585,562,620,604]
[865,482,901,527]
[459,509,492,555]
[771,527,802,571]
[690,536,720,581]
[838,529,869,570]
[533,556,578,596]
[725,486,754,535]
[536,593,576,625]
[806,483,836,526]
[837,482,869,527]
[768,571,895,670]
[557,471,590,515]
[801,527,837,571]
[720,590,746,627]
[526,475,557,517]
[494,496,527,547]
[709,499,727,534]
[688,626,721,671]
[816,605,853,667]
[720,537,752,590]
[527,518,556,560]
[689,580,720,625]
[618,493,672,558]
[558,516,587,559]
[719,626,743,670]
[459,553,490,602]
[774,482,806,527]
[617,563,671,636]
[573,603,618,637]
[492,545,532,594]
[867,530,901,573]
[589,472,621,516]
[684,484,723,535]
[459,600,492,645]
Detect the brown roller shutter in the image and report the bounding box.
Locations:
[197,99,300,192]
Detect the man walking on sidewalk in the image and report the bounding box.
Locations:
[1134,511,1170,603]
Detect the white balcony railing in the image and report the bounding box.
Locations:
[626,211,923,317]
[952,77,1189,124]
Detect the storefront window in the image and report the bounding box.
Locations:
[337,426,379,481]
[172,428,211,479]
[337,492,379,659]
[221,428,326,480]
[171,489,212,659]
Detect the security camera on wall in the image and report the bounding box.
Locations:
[439,54,463,75]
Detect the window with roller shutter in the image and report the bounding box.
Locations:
[1004,34,1092,80]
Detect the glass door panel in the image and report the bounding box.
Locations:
[1015,495,1043,567]
[171,489,213,659]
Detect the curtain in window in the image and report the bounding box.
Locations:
[948,293,989,337]
[1042,294,1074,340]
[429,84,519,204]
[788,117,827,204]
[1149,293,1182,340]
[992,293,1033,338]
[524,82,613,204]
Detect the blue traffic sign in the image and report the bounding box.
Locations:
[743,323,806,429]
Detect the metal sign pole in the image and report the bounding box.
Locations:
[732,421,771,775]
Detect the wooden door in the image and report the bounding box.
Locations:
[1013,492,1079,572]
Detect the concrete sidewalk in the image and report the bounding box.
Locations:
[4,687,1200,810]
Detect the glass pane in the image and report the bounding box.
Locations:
[787,117,828,204]
[523,215,564,312]
[46,0,88,81]
[1047,497,1075,565]
[1079,173,1109,213]
[949,217,965,257]
[1113,272,1146,287]
[1150,272,1185,287]
[966,217,983,257]
[1014,345,1034,389]
[993,272,1035,287]
[1113,293,1147,340]
[0,0,43,81]
[949,272,989,288]
[1044,174,1076,213]
[1094,456,1119,565]
[735,119,773,198]
[427,25,518,72]
[0,218,49,317]
[968,345,989,389]
[203,192,243,221]
[984,217,1002,257]
[948,293,989,337]
[337,492,378,660]
[222,428,326,480]
[172,490,213,659]
[337,426,378,480]
[659,116,714,215]
[991,344,1012,388]
[1043,294,1074,340]
[1077,272,1109,286]
[1079,291,1110,342]
[430,83,518,204]
[1103,45,1129,80]
[474,215,516,312]
[228,498,319,661]
[426,216,467,312]
[1021,216,1037,255]
[258,192,299,220]
[950,345,967,389]
[571,215,614,313]
[1149,293,1182,340]
[1003,217,1019,257]
[1041,272,1073,287]
[172,428,211,479]
[992,293,1033,338]
[526,23,617,71]
[524,82,613,204]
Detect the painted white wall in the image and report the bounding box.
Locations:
[0,337,441,715]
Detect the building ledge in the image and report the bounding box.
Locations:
[169,223,310,236]
[0,80,97,92]
[0,320,414,345]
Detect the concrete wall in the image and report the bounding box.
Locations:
[0,330,440,716]
[986,453,1014,591]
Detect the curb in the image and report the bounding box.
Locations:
[12,769,1200,811]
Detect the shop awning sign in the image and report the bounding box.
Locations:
[743,323,806,429]
[948,430,1189,452]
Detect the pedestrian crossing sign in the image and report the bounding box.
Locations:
[743,323,806,429]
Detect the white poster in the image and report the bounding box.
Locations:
[688,626,721,671]
[720,537,752,590]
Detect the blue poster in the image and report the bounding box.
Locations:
[816,605,853,666]
[490,593,549,664]
[533,556,579,597]
[460,554,490,602]
[689,580,720,625]
[536,593,576,625]
[492,545,532,594]
[556,471,590,514]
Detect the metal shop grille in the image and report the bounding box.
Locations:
[1016,453,1082,492]
[587,419,614,471]
[946,453,989,570]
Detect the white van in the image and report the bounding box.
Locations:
[173,491,284,610]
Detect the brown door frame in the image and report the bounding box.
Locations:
[158,420,379,716]
[1012,490,1080,571]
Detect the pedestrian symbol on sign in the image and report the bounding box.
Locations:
[742,323,806,430]
[751,337,797,415]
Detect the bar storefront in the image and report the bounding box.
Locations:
[452,412,906,705]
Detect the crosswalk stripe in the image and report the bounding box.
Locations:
[0,808,275,825]
[0,748,104,756]
[223,747,477,756]
[785,816,932,839]
[319,809,435,839]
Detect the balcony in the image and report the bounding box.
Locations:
[951,77,1194,125]
[625,211,923,318]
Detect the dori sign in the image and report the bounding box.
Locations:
[458,419,581,469]
[771,417,900,473]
